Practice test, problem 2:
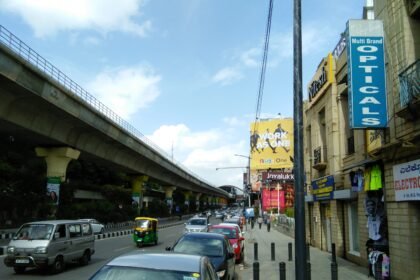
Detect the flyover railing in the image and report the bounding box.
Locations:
[0,25,217,189]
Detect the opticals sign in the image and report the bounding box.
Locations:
[347,20,388,129]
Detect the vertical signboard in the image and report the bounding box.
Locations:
[346,20,388,129]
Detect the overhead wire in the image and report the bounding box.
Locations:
[251,0,274,142]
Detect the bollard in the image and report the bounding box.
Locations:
[331,262,338,280]
[279,262,286,280]
[331,243,336,263]
[306,243,310,261]
[288,242,293,261]
[306,262,311,280]
[271,242,275,261]
[374,261,382,280]
[254,242,259,261]
[253,262,260,280]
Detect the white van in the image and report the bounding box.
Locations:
[3,220,95,274]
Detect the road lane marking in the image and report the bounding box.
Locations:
[114,246,131,252]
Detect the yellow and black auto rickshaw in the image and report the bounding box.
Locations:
[133,217,158,247]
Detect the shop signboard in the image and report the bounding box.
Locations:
[393,159,420,201]
[262,170,294,182]
[346,20,388,129]
[311,175,334,201]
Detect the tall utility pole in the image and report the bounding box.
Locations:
[293,0,307,279]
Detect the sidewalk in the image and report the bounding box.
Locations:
[237,222,369,280]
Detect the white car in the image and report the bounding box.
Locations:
[79,219,105,234]
[184,217,210,233]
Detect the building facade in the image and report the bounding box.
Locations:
[304,1,419,279]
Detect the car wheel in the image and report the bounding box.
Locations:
[50,256,64,274]
[14,266,25,274]
[79,250,90,266]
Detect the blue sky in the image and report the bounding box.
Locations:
[0,0,365,190]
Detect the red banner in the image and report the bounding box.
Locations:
[262,189,285,211]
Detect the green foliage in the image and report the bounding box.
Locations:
[285,207,294,218]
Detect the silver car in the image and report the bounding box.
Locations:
[89,252,219,280]
[184,217,210,233]
[4,220,95,274]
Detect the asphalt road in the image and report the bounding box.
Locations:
[0,217,243,280]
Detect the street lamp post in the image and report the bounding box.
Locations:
[234,154,252,207]
[293,0,307,279]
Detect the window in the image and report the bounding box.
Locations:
[69,224,82,238]
[55,224,66,238]
[348,201,360,254]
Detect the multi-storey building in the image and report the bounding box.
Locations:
[303,1,419,279]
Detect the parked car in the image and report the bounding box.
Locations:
[166,232,235,280]
[209,224,245,263]
[184,217,210,233]
[78,219,105,234]
[222,217,243,231]
[4,220,95,274]
[89,252,219,280]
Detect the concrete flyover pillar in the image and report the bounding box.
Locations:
[207,196,212,208]
[131,175,148,215]
[35,147,80,182]
[195,193,202,211]
[164,186,177,214]
[183,191,193,212]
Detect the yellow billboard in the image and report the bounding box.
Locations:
[250,118,294,170]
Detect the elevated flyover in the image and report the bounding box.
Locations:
[0,25,229,200]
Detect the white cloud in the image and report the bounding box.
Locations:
[0,0,151,38]
[148,124,221,153]
[223,116,246,127]
[240,48,260,67]
[147,124,249,188]
[87,65,161,120]
[212,67,243,86]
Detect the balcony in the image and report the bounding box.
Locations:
[396,60,420,121]
[312,146,327,170]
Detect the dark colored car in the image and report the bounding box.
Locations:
[167,232,235,280]
[89,252,219,280]
[209,224,245,263]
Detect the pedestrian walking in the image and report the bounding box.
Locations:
[257,216,263,229]
[267,216,271,232]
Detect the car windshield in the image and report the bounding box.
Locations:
[188,219,206,226]
[14,224,54,240]
[173,236,224,257]
[209,228,237,239]
[90,266,200,280]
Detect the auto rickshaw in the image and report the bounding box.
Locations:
[133,217,158,247]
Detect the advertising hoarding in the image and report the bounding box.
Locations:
[346,20,388,129]
[250,118,294,170]
[261,188,285,211]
